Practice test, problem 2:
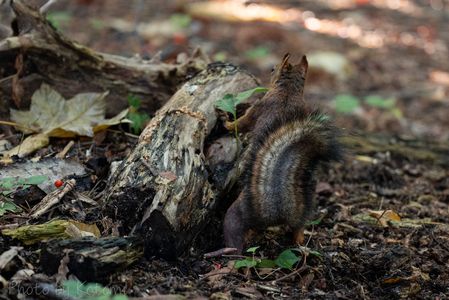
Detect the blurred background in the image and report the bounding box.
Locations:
[17,0,449,140]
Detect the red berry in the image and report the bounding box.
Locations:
[173,33,187,45]
[54,179,63,188]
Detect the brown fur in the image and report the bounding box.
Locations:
[223,54,342,253]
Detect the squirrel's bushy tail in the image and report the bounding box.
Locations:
[298,110,344,164]
[242,106,343,212]
[248,108,343,174]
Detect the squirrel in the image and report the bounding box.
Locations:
[223,53,343,253]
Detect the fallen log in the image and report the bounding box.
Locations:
[0,0,208,120]
[40,236,143,283]
[103,63,259,259]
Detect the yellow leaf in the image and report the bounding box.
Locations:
[368,209,401,227]
[11,84,128,138]
[93,108,131,133]
[45,90,110,137]
[7,84,130,156]
[1,133,49,158]
[10,84,66,134]
[70,220,101,237]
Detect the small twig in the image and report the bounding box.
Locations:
[199,270,246,281]
[0,74,14,84]
[204,247,238,258]
[40,0,59,14]
[56,140,74,159]
[256,284,281,293]
[305,225,314,248]
[374,210,388,226]
[255,267,281,280]
[29,179,76,219]
[378,197,384,210]
[106,129,139,139]
[221,254,249,259]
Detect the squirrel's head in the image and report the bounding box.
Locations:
[270,53,308,95]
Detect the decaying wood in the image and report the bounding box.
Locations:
[103,63,259,259]
[40,236,143,283]
[0,0,208,119]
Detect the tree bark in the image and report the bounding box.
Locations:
[0,0,208,120]
[103,63,259,259]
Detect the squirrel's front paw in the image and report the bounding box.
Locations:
[225,121,235,131]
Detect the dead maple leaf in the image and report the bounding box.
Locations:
[3,84,130,158]
[369,209,401,227]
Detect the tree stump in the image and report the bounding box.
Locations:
[103,63,259,259]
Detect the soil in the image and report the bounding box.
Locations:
[1,0,449,299]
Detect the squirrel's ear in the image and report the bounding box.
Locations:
[294,55,308,77]
[280,53,291,68]
[270,53,291,85]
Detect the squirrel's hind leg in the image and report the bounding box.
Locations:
[292,226,305,245]
[224,193,249,254]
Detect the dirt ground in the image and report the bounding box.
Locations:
[2,0,449,299]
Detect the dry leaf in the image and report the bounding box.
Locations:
[2,133,49,158]
[70,220,100,237]
[11,84,130,137]
[4,84,130,158]
[369,209,401,227]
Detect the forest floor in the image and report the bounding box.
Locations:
[2,0,449,299]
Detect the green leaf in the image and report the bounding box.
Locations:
[274,249,300,270]
[63,280,83,297]
[289,247,323,258]
[89,18,105,30]
[112,295,129,300]
[257,259,277,268]
[0,177,15,190]
[213,51,227,62]
[215,87,268,115]
[391,107,403,119]
[235,87,268,105]
[245,246,260,254]
[17,175,47,186]
[46,11,72,29]
[128,111,150,134]
[170,13,191,29]
[0,200,22,216]
[235,258,257,269]
[306,218,322,226]
[334,94,360,114]
[83,283,111,297]
[215,94,237,114]
[0,176,46,195]
[127,95,141,109]
[62,280,124,299]
[245,46,270,60]
[309,250,323,257]
[364,95,396,109]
